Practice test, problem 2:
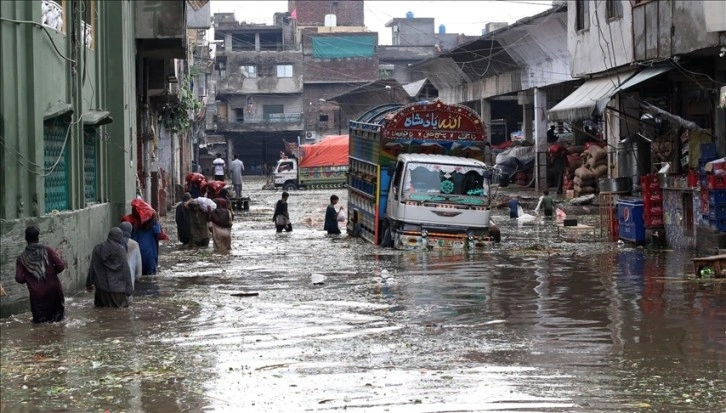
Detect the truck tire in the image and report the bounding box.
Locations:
[283,182,298,191]
[380,220,393,248]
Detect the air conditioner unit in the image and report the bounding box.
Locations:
[305,131,317,141]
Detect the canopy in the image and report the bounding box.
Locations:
[613,65,672,93]
[298,135,349,168]
[548,71,635,122]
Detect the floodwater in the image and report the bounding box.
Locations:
[2,177,725,413]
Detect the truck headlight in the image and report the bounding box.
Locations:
[421,229,428,238]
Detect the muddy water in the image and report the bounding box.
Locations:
[2,177,725,412]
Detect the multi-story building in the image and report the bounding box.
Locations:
[379,12,478,98]
[0,0,194,312]
[209,12,303,172]
[295,0,377,141]
[549,0,725,251]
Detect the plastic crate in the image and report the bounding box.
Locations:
[701,143,717,160]
[709,204,726,220]
[645,203,663,214]
[643,191,663,202]
[707,175,726,190]
[710,217,726,232]
[644,212,663,227]
[700,173,708,188]
[640,175,660,190]
[701,202,710,214]
[709,189,726,205]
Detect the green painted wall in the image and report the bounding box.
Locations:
[0,0,137,316]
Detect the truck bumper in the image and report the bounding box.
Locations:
[393,231,494,250]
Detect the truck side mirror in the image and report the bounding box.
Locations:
[387,161,396,177]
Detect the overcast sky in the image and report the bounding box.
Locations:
[210,1,554,45]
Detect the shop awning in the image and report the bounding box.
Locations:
[548,71,635,122]
[613,65,672,94]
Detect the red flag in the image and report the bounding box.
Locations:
[290,8,297,20]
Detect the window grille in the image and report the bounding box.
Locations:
[43,118,69,213]
[83,127,98,202]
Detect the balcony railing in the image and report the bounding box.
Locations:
[215,113,304,130]
[41,0,64,32]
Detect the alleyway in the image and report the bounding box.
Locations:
[1,177,725,412]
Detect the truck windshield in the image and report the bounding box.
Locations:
[402,163,489,203]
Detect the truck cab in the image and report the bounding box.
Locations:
[273,158,299,190]
[381,154,497,249]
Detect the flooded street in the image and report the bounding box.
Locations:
[2,177,725,412]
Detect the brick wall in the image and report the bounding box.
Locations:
[289,0,364,26]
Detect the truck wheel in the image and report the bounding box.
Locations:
[488,225,501,243]
[283,182,298,191]
[380,221,393,248]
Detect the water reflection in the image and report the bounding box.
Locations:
[2,180,725,412]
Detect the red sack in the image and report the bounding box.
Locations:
[131,198,156,225]
[206,181,227,198]
[185,173,206,185]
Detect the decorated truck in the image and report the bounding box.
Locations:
[346,101,502,250]
[273,135,349,190]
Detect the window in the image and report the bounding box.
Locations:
[235,108,245,123]
[41,0,65,32]
[241,65,257,78]
[263,105,284,117]
[276,64,293,78]
[83,127,98,203]
[576,0,589,31]
[403,163,488,200]
[319,114,329,122]
[44,117,70,213]
[607,0,623,19]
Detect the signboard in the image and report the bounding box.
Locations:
[382,101,486,142]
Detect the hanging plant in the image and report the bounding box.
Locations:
[161,83,203,133]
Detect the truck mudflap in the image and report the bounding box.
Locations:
[393,231,495,250]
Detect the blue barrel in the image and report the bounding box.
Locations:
[618,198,645,244]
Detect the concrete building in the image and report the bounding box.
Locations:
[548,0,726,251]
[379,13,478,94]
[288,0,364,27]
[209,12,303,172]
[1,0,202,314]
[412,5,572,189]
[1,0,135,313]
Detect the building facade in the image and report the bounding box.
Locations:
[0,0,137,313]
[209,12,303,172]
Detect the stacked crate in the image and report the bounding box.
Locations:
[640,175,663,227]
[700,143,720,227]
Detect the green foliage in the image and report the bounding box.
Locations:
[161,83,203,133]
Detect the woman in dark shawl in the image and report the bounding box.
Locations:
[210,198,233,252]
[185,199,210,247]
[15,226,66,323]
[86,227,133,308]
